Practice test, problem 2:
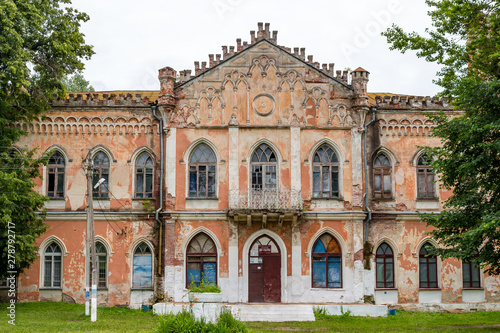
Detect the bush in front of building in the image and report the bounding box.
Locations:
[155,308,247,333]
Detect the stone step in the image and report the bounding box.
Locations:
[234,304,316,322]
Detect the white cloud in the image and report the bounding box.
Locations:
[71,0,442,96]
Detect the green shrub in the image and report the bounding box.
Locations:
[189,274,221,293]
[155,308,247,333]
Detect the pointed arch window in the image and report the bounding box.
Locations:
[132,242,153,288]
[135,152,154,198]
[47,151,65,198]
[376,243,394,288]
[311,234,342,288]
[186,233,217,287]
[417,154,435,199]
[251,143,277,190]
[43,242,62,288]
[93,152,109,199]
[419,243,438,288]
[189,144,216,198]
[88,241,107,288]
[373,154,392,199]
[312,144,339,198]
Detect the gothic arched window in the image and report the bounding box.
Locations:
[376,242,394,288]
[47,151,65,199]
[132,242,153,288]
[43,242,62,288]
[373,154,392,199]
[311,234,342,288]
[93,151,110,199]
[419,242,438,288]
[312,145,339,198]
[186,233,217,288]
[135,152,154,198]
[417,154,435,199]
[251,143,277,190]
[189,144,216,198]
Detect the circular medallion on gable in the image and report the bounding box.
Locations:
[252,94,275,116]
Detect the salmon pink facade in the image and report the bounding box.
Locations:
[6,23,499,308]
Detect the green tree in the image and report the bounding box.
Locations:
[383,1,500,274]
[63,72,95,92]
[0,0,94,279]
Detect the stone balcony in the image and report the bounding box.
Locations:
[229,188,303,212]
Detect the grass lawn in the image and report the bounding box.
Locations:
[1,302,500,332]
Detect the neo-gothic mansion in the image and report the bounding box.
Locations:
[5,23,500,309]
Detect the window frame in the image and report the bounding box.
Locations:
[188,144,217,198]
[43,242,62,289]
[463,260,481,288]
[311,233,342,289]
[135,152,154,199]
[376,242,395,288]
[312,144,340,199]
[416,154,436,199]
[47,151,66,199]
[132,242,153,289]
[250,143,278,191]
[186,232,218,288]
[88,241,108,289]
[419,242,438,289]
[373,154,392,199]
[92,151,110,199]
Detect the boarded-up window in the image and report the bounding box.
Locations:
[186,233,217,287]
[133,242,152,288]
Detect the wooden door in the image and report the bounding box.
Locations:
[263,255,281,302]
[248,235,281,303]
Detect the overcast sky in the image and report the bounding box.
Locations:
[70,0,443,96]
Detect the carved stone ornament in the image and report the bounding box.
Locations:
[252,93,275,116]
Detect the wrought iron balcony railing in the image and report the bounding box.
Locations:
[228,188,303,212]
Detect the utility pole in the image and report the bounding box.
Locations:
[86,158,97,322]
[85,160,91,316]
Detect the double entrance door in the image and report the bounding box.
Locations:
[248,235,281,303]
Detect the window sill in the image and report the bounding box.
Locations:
[310,197,342,201]
[373,198,395,201]
[131,288,153,291]
[48,198,65,201]
[185,197,219,200]
[93,198,110,201]
[310,287,344,291]
[375,287,397,291]
[416,197,439,201]
[462,287,483,290]
[132,197,156,201]
[419,288,441,290]
[39,287,62,290]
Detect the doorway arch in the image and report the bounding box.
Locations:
[248,234,282,302]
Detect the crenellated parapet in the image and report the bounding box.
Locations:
[50,92,156,107]
[374,95,453,110]
[175,22,347,85]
